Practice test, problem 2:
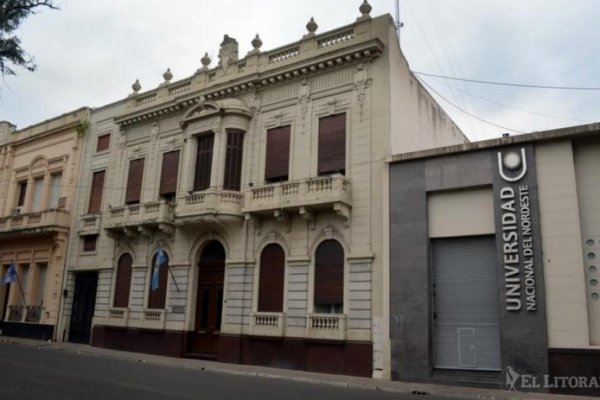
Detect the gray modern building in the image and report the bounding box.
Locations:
[387,123,600,395]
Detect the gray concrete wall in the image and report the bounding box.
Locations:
[389,146,548,387]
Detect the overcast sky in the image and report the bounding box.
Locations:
[1,0,599,141]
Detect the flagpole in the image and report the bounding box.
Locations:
[167,265,181,292]
[8,262,27,307]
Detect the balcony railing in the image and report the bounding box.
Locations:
[79,214,102,234]
[25,305,42,323]
[243,175,352,217]
[7,305,24,322]
[175,190,244,222]
[104,201,174,232]
[140,309,166,330]
[249,312,285,337]
[0,209,70,234]
[105,308,129,328]
[306,313,347,341]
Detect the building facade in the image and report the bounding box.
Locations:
[0,108,89,340]
[388,123,600,395]
[59,2,465,378]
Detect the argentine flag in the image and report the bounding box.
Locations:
[151,248,167,291]
[4,263,16,284]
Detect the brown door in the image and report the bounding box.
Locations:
[188,241,225,358]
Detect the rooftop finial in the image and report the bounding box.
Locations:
[359,0,372,16]
[201,52,211,69]
[358,0,372,21]
[306,17,318,35]
[251,34,262,52]
[162,68,173,82]
[131,79,141,93]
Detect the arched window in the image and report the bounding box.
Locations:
[258,244,285,312]
[114,253,133,308]
[148,251,169,309]
[314,240,344,314]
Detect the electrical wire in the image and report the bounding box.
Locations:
[413,71,600,91]
[415,75,528,134]
[422,75,593,123]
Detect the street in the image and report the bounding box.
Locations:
[0,343,453,400]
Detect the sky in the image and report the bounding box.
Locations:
[1,0,599,141]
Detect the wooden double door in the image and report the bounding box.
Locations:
[188,241,225,358]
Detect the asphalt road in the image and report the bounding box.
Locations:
[0,343,454,400]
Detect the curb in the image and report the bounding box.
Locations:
[0,337,586,400]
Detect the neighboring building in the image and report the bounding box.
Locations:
[0,108,89,340]
[387,123,600,395]
[59,2,466,378]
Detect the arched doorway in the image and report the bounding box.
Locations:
[188,240,225,358]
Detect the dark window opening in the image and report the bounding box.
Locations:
[318,113,346,176]
[314,239,344,314]
[82,235,98,252]
[265,126,290,183]
[193,133,214,191]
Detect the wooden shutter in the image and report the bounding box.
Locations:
[114,253,132,308]
[148,253,169,309]
[265,126,290,182]
[125,158,144,204]
[258,244,285,312]
[97,134,111,152]
[224,130,244,190]
[314,240,344,307]
[82,235,98,252]
[193,134,214,191]
[88,170,105,214]
[17,181,27,207]
[159,150,180,196]
[318,113,346,175]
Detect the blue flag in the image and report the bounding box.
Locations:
[4,263,16,284]
[151,248,167,291]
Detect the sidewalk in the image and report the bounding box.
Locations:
[0,336,587,400]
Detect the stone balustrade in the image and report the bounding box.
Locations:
[306,313,347,341]
[104,200,174,232]
[243,175,352,218]
[0,209,70,234]
[250,312,285,337]
[175,190,244,223]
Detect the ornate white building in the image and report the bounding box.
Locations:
[59,1,466,377]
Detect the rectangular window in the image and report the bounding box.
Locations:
[16,181,27,207]
[265,125,290,183]
[82,235,98,252]
[159,150,180,200]
[96,134,111,152]
[125,158,145,204]
[193,133,214,191]
[31,177,45,212]
[49,174,62,208]
[88,170,106,214]
[223,130,244,190]
[33,263,48,306]
[318,113,346,176]
[17,264,30,306]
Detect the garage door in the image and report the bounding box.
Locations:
[432,236,501,371]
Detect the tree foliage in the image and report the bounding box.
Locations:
[0,0,57,76]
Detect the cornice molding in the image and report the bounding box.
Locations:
[115,39,383,131]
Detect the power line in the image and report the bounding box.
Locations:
[422,75,593,123]
[415,75,528,134]
[413,71,600,91]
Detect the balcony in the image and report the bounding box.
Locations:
[249,312,285,337]
[105,308,129,328]
[0,209,70,236]
[242,175,351,223]
[174,190,244,224]
[306,313,347,341]
[104,201,174,236]
[140,309,166,330]
[78,214,102,235]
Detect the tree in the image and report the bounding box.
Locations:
[0,0,57,77]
